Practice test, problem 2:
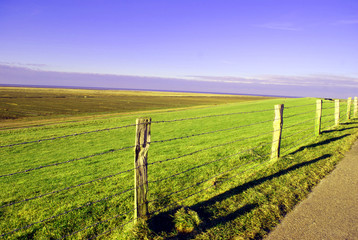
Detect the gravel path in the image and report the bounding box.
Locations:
[265,140,358,240]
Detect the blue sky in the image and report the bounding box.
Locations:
[0,0,358,98]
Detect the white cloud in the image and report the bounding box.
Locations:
[188,75,358,88]
[334,19,358,25]
[254,22,302,31]
[0,61,49,70]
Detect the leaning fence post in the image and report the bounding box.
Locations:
[134,117,151,221]
[335,99,340,126]
[354,96,358,118]
[315,99,322,136]
[271,104,284,162]
[347,97,352,120]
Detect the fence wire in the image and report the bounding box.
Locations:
[284,109,316,119]
[58,207,136,240]
[92,127,322,239]
[284,103,316,109]
[281,132,316,155]
[148,129,276,166]
[283,117,315,130]
[0,124,137,148]
[149,141,271,185]
[0,187,135,237]
[322,106,336,110]
[0,145,135,178]
[2,98,351,239]
[150,119,273,144]
[151,108,274,124]
[282,125,315,141]
[0,166,137,209]
[87,217,136,240]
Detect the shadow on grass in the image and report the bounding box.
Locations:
[322,126,358,134]
[340,121,358,125]
[149,154,331,238]
[165,203,258,240]
[289,134,350,155]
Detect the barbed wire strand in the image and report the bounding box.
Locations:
[282,125,315,141]
[85,120,354,240]
[284,103,316,109]
[179,131,317,205]
[84,130,318,239]
[148,129,276,166]
[58,207,137,240]
[146,130,316,222]
[92,155,263,240]
[150,119,273,145]
[321,118,335,125]
[0,117,293,209]
[84,112,324,239]
[0,166,137,209]
[284,109,316,119]
[321,113,335,118]
[0,145,135,178]
[149,140,272,185]
[322,106,336,110]
[87,218,136,240]
[283,117,315,130]
[0,187,135,237]
[0,124,137,148]
[148,126,312,203]
[150,108,274,124]
[281,132,316,155]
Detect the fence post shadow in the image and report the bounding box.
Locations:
[148,154,331,237]
[289,134,351,155]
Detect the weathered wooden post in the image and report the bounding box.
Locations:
[335,99,340,126]
[271,104,284,162]
[347,97,352,120]
[354,96,358,118]
[134,117,151,221]
[315,99,322,136]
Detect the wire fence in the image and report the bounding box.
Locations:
[0,98,357,239]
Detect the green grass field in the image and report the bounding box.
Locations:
[0,89,357,240]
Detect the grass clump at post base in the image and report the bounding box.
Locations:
[0,91,357,239]
[173,207,202,234]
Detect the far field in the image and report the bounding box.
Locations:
[0,87,357,239]
[0,87,274,129]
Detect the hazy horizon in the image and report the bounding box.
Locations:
[1,64,358,99]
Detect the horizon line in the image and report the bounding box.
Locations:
[0,84,301,99]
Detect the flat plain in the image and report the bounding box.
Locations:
[0,87,272,129]
[0,87,357,239]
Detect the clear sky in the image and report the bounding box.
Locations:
[0,0,358,98]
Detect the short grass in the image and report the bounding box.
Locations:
[0,95,357,240]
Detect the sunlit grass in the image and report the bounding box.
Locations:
[0,95,357,239]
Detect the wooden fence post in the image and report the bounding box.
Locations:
[335,99,340,126]
[134,117,151,221]
[354,96,358,119]
[315,99,322,136]
[271,104,284,162]
[347,97,352,120]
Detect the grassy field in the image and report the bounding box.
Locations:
[0,87,273,130]
[0,89,357,239]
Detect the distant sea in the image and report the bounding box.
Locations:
[0,84,299,98]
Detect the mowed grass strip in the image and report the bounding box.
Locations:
[0,96,357,239]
